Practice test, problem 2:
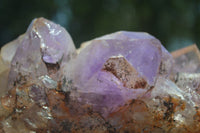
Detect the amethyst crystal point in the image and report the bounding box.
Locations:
[8,17,76,88]
[27,18,76,64]
[64,31,173,116]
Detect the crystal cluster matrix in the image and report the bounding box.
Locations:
[0,18,200,133]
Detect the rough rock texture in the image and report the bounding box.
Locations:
[0,18,200,133]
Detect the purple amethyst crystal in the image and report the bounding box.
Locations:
[8,18,76,88]
[63,31,173,116]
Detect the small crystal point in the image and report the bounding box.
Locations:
[27,18,76,64]
[8,17,76,89]
[171,44,200,73]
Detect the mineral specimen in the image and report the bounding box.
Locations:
[0,18,200,133]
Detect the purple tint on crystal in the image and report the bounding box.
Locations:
[125,40,161,85]
[75,70,147,117]
[8,18,76,88]
[67,32,163,87]
[27,18,76,64]
[64,31,168,116]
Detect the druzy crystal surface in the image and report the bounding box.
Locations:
[0,18,200,133]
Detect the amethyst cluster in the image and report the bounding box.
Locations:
[0,18,200,133]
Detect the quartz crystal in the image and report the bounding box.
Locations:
[0,18,200,133]
[8,18,76,89]
[171,44,200,73]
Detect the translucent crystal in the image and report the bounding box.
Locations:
[171,44,200,73]
[8,17,76,89]
[72,31,170,87]
[0,35,24,96]
[64,31,174,116]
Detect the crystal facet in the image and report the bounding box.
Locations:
[171,44,200,73]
